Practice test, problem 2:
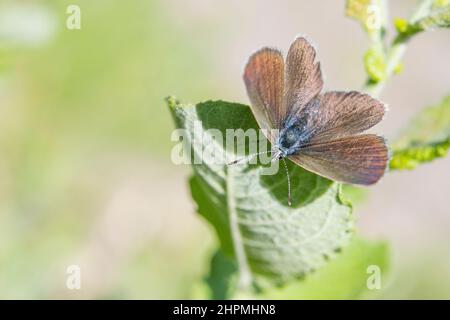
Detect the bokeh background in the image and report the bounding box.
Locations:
[0,0,449,299]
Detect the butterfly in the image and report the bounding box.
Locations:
[236,36,389,206]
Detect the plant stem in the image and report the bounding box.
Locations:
[363,0,434,97]
[363,41,406,97]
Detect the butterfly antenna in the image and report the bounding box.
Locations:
[281,157,292,206]
[227,150,271,165]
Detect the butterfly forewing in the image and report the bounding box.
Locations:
[243,48,285,142]
[305,91,386,143]
[285,37,323,117]
[289,134,389,185]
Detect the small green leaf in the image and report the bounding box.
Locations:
[346,0,387,39]
[396,5,450,40]
[390,94,450,170]
[168,98,353,286]
[258,238,389,299]
[364,46,386,82]
[394,17,409,33]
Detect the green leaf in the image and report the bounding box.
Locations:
[258,238,389,299]
[390,94,450,170]
[168,97,353,286]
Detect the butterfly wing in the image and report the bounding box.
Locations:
[285,36,323,117]
[289,134,389,185]
[243,48,285,142]
[305,91,387,143]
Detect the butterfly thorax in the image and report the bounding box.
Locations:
[276,108,314,156]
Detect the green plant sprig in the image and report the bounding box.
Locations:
[347,0,450,97]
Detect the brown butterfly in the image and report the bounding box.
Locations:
[238,36,389,205]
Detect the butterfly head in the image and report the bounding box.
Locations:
[270,148,284,162]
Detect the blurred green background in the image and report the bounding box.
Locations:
[0,0,449,299]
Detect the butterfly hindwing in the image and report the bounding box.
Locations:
[289,134,389,185]
[305,91,386,143]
